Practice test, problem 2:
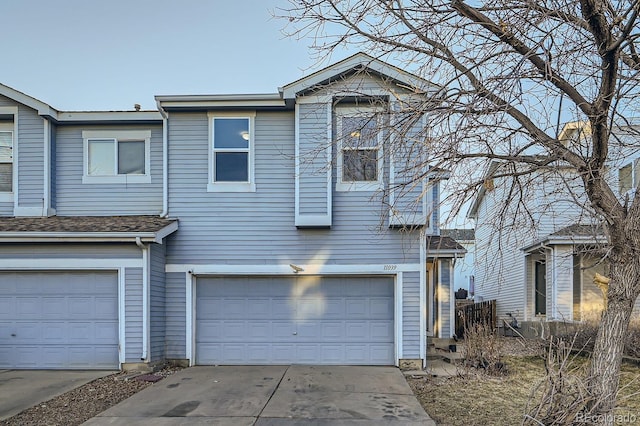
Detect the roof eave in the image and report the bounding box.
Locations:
[155,94,286,109]
[281,52,438,99]
[0,221,178,244]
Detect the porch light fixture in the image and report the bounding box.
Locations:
[289,263,304,273]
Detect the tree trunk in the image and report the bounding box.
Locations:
[588,257,639,425]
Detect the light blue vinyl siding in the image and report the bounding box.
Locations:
[0,95,45,214]
[165,272,186,359]
[149,243,166,361]
[0,243,141,259]
[125,267,143,362]
[54,124,163,216]
[298,103,329,218]
[165,110,421,265]
[402,271,421,358]
[17,104,44,208]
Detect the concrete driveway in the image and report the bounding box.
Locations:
[84,365,435,425]
[0,369,114,421]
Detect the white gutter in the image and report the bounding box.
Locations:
[157,101,169,217]
[135,237,150,362]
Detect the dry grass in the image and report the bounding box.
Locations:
[407,340,640,426]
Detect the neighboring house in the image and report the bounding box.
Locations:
[0,53,459,370]
[468,123,640,327]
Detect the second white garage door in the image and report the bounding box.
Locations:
[0,271,119,369]
[196,276,394,365]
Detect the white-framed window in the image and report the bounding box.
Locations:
[336,107,383,192]
[208,112,256,192]
[0,122,13,193]
[82,130,151,184]
[618,158,640,195]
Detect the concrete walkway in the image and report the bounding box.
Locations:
[0,369,114,421]
[84,365,435,425]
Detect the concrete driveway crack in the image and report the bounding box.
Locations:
[253,365,290,424]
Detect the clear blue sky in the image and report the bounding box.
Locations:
[1,0,345,111]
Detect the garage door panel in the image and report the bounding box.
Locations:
[371,322,394,340]
[247,321,271,339]
[345,300,367,317]
[196,276,394,365]
[0,271,118,369]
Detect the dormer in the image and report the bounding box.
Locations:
[281,53,438,229]
[0,84,57,217]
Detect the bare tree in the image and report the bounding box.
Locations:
[279,0,640,422]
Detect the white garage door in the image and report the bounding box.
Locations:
[196,276,394,365]
[0,271,119,369]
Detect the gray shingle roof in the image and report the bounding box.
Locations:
[426,235,466,252]
[441,228,475,241]
[549,223,604,237]
[0,215,176,233]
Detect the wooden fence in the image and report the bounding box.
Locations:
[455,300,497,338]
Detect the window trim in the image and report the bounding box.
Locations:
[618,158,640,195]
[207,112,256,193]
[0,121,14,199]
[82,130,152,184]
[335,106,384,192]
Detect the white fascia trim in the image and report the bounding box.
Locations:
[282,53,437,99]
[395,272,403,365]
[0,85,58,118]
[0,258,143,269]
[0,231,164,241]
[155,221,179,241]
[156,93,285,109]
[57,111,162,122]
[166,263,421,274]
[118,267,126,366]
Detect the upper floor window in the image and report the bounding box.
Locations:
[0,122,13,192]
[208,112,256,192]
[618,158,640,195]
[82,130,151,184]
[336,107,383,192]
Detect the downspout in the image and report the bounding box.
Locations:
[136,236,150,362]
[157,100,169,218]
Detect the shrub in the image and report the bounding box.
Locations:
[462,321,506,375]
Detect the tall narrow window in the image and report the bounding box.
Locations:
[0,123,13,192]
[208,113,256,192]
[336,107,383,192]
[213,118,249,182]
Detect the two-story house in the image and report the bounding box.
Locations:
[468,122,640,328]
[0,53,460,370]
